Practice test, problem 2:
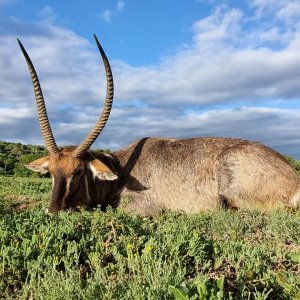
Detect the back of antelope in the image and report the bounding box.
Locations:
[18,35,300,216]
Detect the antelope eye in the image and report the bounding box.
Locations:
[73,167,83,177]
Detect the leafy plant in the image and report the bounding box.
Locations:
[169,276,229,299]
[275,271,300,299]
[0,181,299,300]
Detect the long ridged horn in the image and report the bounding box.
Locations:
[72,35,114,158]
[17,39,60,156]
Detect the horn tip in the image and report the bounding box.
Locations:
[17,38,26,53]
[17,38,22,46]
[93,34,100,43]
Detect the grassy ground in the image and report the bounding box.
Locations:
[0,175,300,299]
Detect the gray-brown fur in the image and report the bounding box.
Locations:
[43,137,300,216]
[19,36,300,216]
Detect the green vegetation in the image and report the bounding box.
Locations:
[285,156,300,175]
[0,176,300,299]
[0,141,47,177]
[0,141,300,299]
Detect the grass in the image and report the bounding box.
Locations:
[0,176,51,209]
[0,175,300,299]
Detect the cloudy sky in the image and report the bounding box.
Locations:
[1,1,300,158]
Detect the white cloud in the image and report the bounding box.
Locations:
[0,107,33,124]
[100,9,113,23]
[37,6,58,23]
[1,3,300,158]
[192,6,243,46]
[117,0,125,11]
[250,0,300,25]
[277,2,300,24]
[2,104,300,158]
[100,0,125,23]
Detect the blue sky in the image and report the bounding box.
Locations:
[1,0,222,65]
[1,0,300,157]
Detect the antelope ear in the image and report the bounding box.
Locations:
[89,159,118,181]
[24,156,50,174]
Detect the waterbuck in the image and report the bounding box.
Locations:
[18,36,300,216]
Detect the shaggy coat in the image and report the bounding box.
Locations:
[36,137,300,216]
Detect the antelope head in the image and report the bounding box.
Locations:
[18,35,118,212]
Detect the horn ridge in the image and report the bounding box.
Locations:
[72,35,114,157]
[17,39,60,156]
